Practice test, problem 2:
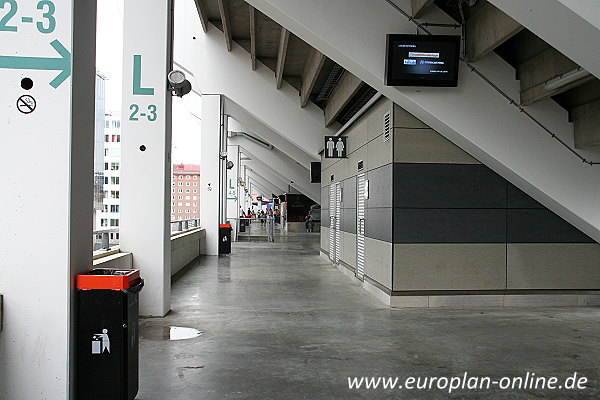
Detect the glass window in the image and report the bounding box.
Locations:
[193,182,197,186]
[185,203,190,207]
[104,162,108,170]
[111,162,119,170]
[178,189,183,193]
[104,149,109,156]
[111,176,119,185]
[178,182,183,186]
[185,209,190,213]
[111,148,121,157]
[178,202,182,206]
[192,196,197,200]
[178,209,182,213]
[186,182,190,186]
[193,176,197,180]
[193,189,197,193]
[193,203,197,206]
[178,196,182,200]
[185,196,190,200]
[105,135,109,142]
[116,135,121,142]
[185,189,190,193]
[186,175,190,179]
[105,121,110,129]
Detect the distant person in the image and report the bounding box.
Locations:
[260,210,266,226]
[305,211,314,232]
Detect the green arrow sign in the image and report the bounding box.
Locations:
[0,40,71,88]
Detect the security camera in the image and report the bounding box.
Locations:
[167,70,192,97]
[226,161,234,170]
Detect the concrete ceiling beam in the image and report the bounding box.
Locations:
[217,0,233,51]
[193,0,209,33]
[300,49,325,108]
[324,71,363,126]
[275,28,290,89]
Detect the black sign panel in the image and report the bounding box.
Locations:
[324,136,347,158]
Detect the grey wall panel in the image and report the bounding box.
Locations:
[507,209,595,243]
[321,209,330,228]
[393,163,506,209]
[365,164,393,209]
[507,183,544,209]
[365,208,393,242]
[321,185,330,209]
[393,209,506,243]
[341,176,356,209]
[340,208,357,234]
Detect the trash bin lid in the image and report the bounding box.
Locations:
[77,268,141,290]
[220,224,232,228]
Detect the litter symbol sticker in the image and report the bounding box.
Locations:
[17,95,36,114]
[92,329,111,354]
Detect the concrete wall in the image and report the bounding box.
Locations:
[171,229,206,276]
[323,99,600,306]
[321,98,395,289]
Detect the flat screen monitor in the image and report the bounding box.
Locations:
[385,34,461,87]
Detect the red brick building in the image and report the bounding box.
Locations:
[171,164,200,221]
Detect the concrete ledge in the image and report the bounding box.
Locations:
[93,252,133,269]
[171,228,205,276]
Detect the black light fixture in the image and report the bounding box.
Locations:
[167,70,192,97]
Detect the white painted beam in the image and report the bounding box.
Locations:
[232,138,320,202]
[300,49,326,107]
[324,71,363,126]
[489,0,600,80]
[193,0,209,33]
[243,159,295,192]
[217,0,233,51]
[245,0,600,242]
[276,28,290,89]
[187,24,339,157]
[224,99,318,167]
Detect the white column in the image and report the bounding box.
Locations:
[226,144,241,238]
[200,95,223,255]
[0,0,96,398]
[120,0,173,317]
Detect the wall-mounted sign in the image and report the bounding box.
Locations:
[324,136,347,158]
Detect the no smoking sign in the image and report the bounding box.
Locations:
[16,95,36,114]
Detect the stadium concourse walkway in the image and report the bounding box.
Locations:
[137,230,600,399]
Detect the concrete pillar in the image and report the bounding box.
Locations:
[0,0,96,398]
[200,95,224,255]
[120,0,173,317]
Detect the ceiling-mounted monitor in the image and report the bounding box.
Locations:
[385,34,461,87]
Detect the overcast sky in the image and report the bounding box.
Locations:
[96,0,201,165]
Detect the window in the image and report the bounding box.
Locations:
[112,120,120,129]
[111,162,119,170]
[171,209,175,213]
[185,203,190,207]
[185,196,190,200]
[104,149,109,156]
[178,209,182,213]
[103,191,108,199]
[171,189,175,193]
[104,162,108,170]
[110,205,119,213]
[104,176,109,185]
[185,216,190,220]
[186,175,190,179]
[110,233,114,239]
[105,135,109,142]
[178,216,183,220]
[178,189,183,193]
[178,202,182,206]
[110,219,119,227]
[193,203,197,206]
[193,210,197,213]
[193,182,197,186]
[172,182,175,186]
[105,121,110,129]
[111,148,121,157]
[111,176,119,185]
[179,176,183,179]
[186,182,190,186]
[185,209,190,213]
[192,189,197,193]
[111,135,116,142]
[192,196,197,200]
[103,205,108,212]
[193,176,197,180]
[100,219,108,227]
[116,135,121,142]
[111,191,120,199]
[178,182,183,186]
[178,196,182,200]
[185,189,190,193]
[171,202,175,206]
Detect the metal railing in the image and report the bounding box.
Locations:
[93,228,119,251]
[170,218,201,235]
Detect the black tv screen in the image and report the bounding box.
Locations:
[385,34,461,87]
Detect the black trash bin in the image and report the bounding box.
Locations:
[219,223,232,254]
[76,269,144,400]
[239,220,246,233]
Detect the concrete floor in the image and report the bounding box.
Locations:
[138,232,600,399]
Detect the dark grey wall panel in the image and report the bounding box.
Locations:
[394,209,506,243]
[507,183,543,209]
[366,208,393,242]
[321,209,330,228]
[507,209,594,243]
[321,186,330,210]
[341,176,357,209]
[340,208,357,234]
[393,163,506,209]
[365,164,393,208]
